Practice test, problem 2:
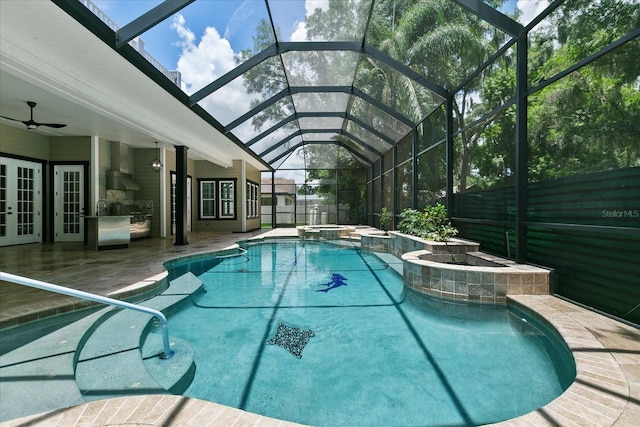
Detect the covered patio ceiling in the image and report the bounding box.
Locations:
[5,0,527,171]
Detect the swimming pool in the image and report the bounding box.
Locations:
[164,239,574,426]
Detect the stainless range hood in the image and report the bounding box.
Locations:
[106,170,141,191]
[106,142,142,191]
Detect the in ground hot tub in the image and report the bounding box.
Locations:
[297,225,356,240]
[362,231,552,304]
[402,249,551,303]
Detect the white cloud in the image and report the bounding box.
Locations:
[169,0,335,139]
[517,0,550,26]
[290,0,330,42]
[172,14,258,127]
[291,21,308,41]
[305,0,330,15]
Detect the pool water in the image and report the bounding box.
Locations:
[165,240,573,426]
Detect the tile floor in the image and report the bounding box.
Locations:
[0,230,638,426]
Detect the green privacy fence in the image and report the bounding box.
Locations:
[454,222,514,259]
[453,167,640,324]
[526,226,639,323]
[527,167,640,227]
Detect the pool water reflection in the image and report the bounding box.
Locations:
[164,240,574,427]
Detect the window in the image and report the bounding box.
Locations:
[199,178,236,220]
[200,180,216,219]
[247,181,259,219]
[219,180,235,219]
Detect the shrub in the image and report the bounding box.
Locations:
[397,204,458,241]
[379,207,393,231]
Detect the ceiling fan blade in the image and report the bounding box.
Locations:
[0,115,25,123]
[39,123,67,128]
[2,103,67,129]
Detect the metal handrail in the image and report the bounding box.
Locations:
[0,271,174,359]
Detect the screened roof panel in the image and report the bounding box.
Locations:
[348,96,412,142]
[340,139,379,163]
[345,120,393,153]
[484,0,543,27]
[73,0,531,169]
[228,95,296,136]
[269,155,292,170]
[90,1,158,26]
[281,51,360,86]
[353,61,443,123]
[246,125,300,155]
[366,0,511,90]
[291,92,351,113]
[336,146,371,169]
[261,133,304,159]
[273,146,306,169]
[297,116,345,131]
[301,144,339,169]
[270,0,374,42]
[133,0,276,82]
[198,56,287,127]
[251,130,302,155]
[228,118,276,145]
[301,132,341,142]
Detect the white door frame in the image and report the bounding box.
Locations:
[0,156,43,246]
[53,164,85,242]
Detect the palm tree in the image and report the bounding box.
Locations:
[363,0,512,192]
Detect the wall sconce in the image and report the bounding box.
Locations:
[150,141,163,172]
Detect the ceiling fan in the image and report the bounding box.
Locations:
[0,101,67,129]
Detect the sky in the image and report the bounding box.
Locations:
[90,0,550,172]
[92,0,312,131]
[93,0,308,71]
[91,0,550,92]
[92,0,547,66]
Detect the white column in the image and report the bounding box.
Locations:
[90,135,100,216]
[241,160,247,232]
[159,146,167,237]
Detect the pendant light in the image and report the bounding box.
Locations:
[150,141,162,172]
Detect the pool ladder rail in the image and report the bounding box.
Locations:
[0,271,175,359]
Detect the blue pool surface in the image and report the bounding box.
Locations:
[164,240,574,426]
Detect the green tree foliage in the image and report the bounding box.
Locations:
[234,19,291,131]
[236,0,638,217]
[527,0,640,181]
[443,0,639,188]
[365,0,513,192]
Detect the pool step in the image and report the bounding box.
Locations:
[0,308,110,422]
[374,251,404,276]
[75,272,203,401]
[0,273,203,422]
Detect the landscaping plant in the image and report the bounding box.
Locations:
[397,204,458,242]
[379,207,393,232]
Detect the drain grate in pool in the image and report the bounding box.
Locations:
[266,322,315,359]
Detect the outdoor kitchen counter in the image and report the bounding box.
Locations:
[85,216,130,250]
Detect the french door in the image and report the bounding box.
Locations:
[54,165,85,242]
[0,157,43,246]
